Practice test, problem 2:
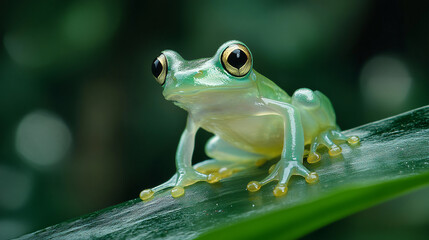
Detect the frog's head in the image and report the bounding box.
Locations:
[151,40,256,104]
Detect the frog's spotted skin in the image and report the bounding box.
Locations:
[141,40,360,201]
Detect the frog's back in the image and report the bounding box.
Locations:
[254,70,291,103]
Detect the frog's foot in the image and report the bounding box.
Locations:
[246,160,318,197]
[194,159,251,179]
[307,129,360,164]
[139,168,217,201]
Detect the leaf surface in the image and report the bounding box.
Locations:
[17,106,429,240]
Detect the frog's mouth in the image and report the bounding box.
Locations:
[163,85,251,103]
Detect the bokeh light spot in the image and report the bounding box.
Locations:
[360,56,412,110]
[3,32,50,68]
[15,110,72,167]
[0,219,29,240]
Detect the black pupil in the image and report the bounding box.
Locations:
[227,49,247,69]
[152,58,163,78]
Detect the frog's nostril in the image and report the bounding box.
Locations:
[194,70,204,79]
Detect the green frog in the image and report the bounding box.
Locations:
[141,40,359,200]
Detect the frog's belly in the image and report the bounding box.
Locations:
[201,115,284,157]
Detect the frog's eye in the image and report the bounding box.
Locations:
[221,44,252,77]
[152,54,167,85]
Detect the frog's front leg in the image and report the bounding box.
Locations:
[140,115,218,201]
[246,98,318,197]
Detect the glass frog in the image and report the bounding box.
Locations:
[140,40,359,200]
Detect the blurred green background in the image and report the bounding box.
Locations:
[0,0,428,239]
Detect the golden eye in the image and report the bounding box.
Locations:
[221,44,252,77]
[151,54,167,85]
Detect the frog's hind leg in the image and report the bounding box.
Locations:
[307,129,360,163]
[205,135,268,163]
[194,160,244,179]
[195,136,268,179]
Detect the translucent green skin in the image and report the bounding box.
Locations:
[142,40,357,199]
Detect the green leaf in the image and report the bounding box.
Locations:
[17,106,429,240]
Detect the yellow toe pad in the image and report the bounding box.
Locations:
[348,136,360,145]
[171,186,185,198]
[305,172,319,184]
[273,183,288,197]
[328,145,342,156]
[247,181,261,192]
[140,189,154,201]
[307,152,321,164]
